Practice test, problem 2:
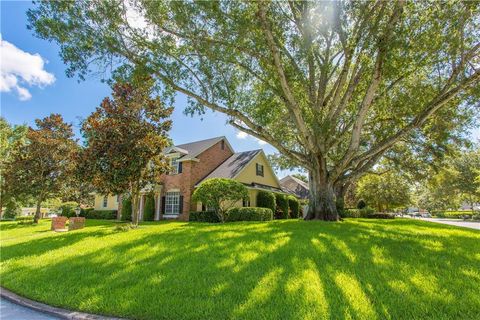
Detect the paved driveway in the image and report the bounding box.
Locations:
[0,298,60,320]
[419,218,480,230]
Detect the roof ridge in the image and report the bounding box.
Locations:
[175,135,224,147]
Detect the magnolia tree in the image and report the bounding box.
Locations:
[28,1,480,220]
[79,76,172,225]
[4,115,78,223]
[192,178,248,222]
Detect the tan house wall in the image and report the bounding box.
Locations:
[235,152,281,188]
[94,194,119,211]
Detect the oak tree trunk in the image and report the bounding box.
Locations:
[305,158,340,221]
[131,193,140,226]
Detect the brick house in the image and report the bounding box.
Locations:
[93,136,284,221]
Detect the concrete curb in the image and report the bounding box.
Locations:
[0,287,126,320]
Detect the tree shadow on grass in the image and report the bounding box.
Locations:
[1,219,479,320]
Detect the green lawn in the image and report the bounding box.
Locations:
[1,219,479,320]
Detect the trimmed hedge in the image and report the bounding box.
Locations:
[15,216,34,224]
[189,211,220,223]
[341,207,375,218]
[143,195,155,221]
[367,213,395,219]
[274,193,289,219]
[257,191,276,213]
[288,196,300,218]
[121,196,132,221]
[82,209,117,220]
[225,207,273,222]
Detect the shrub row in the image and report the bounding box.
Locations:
[366,213,394,219]
[15,216,34,224]
[189,207,273,223]
[341,207,375,218]
[226,207,273,222]
[121,196,132,221]
[189,211,221,223]
[81,209,117,220]
[256,190,300,219]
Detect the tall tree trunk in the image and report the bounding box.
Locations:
[34,200,42,224]
[305,157,339,221]
[131,192,139,226]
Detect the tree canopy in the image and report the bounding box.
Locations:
[28,0,480,220]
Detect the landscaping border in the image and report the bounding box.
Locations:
[0,287,125,320]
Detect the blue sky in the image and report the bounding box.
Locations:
[1,2,478,178]
[1,1,296,176]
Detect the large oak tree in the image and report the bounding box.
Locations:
[28,0,480,220]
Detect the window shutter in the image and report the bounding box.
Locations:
[179,195,184,214]
[161,196,166,214]
[178,161,183,173]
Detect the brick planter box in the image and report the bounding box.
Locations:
[51,216,67,231]
[68,217,86,231]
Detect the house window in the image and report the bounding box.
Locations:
[243,198,250,207]
[103,196,108,208]
[256,163,264,177]
[221,140,225,150]
[165,192,181,215]
[170,157,180,174]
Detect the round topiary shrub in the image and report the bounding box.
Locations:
[288,196,300,218]
[257,191,275,213]
[274,193,289,219]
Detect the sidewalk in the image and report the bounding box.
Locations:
[419,218,480,230]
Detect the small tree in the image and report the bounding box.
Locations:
[79,75,172,226]
[4,114,78,223]
[257,191,276,213]
[192,178,248,222]
[357,200,367,210]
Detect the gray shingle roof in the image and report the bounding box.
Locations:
[280,175,310,199]
[169,136,230,160]
[198,149,261,183]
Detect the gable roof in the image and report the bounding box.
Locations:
[199,149,261,181]
[280,175,309,189]
[280,175,309,199]
[166,136,234,161]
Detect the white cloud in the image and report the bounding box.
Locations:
[0,35,55,101]
[235,129,268,146]
[255,138,267,146]
[236,131,248,139]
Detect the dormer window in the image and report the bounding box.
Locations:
[170,156,180,174]
[256,163,264,177]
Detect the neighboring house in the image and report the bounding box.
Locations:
[93,136,284,221]
[280,175,309,200]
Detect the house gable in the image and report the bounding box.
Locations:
[234,151,281,189]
